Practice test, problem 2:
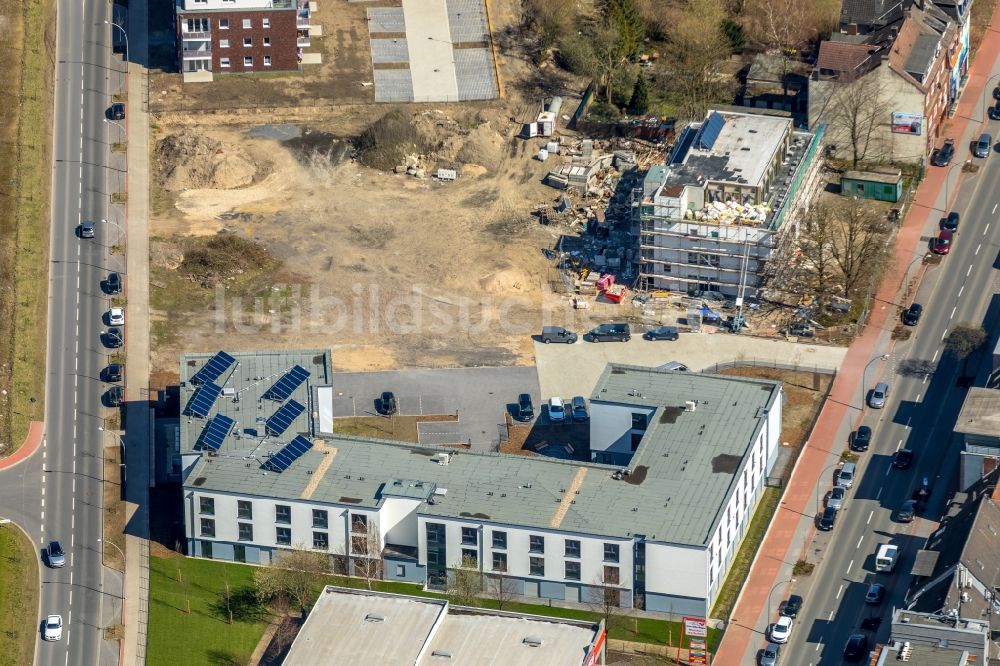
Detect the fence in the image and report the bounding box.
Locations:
[704,359,838,376]
[769,121,825,232]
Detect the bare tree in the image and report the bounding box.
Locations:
[661,0,734,119]
[945,324,987,378]
[448,555,484,607]
[799,202,838,300]
[346,517,384,590]
[829,197,888,296]
[486,569,517,611]
[822,73,886,168]
[742,0,817,52]
[253,548,331,613]
[587,569,623,634]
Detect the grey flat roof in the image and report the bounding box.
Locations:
[179,350,332,455]
[842,169,901,184]
[284,587,599,666]
[954,388,1000,439]
[185,363,780,546]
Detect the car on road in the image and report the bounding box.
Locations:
[779,594,803,618]
[104,363,123,383]
[770,615,793,644]
[912,476,932,508]
[827,485,846,510]
[896,499,918,523]
[43,614,63,641]
[106,271,122,294]
[974,133,992,158]
[80,220,95,238]
[931,229,954,255]
[571,396,588,422]
[516,394,534,422]
[818,505,837,531]
[893,449,915,469]
[540,326,577,344]
[851,425,872,452]
[868,382,889,409]
[111,102,126,120]
[108,306,125,326]
[994,85,1000,100]
[990,100,1000,121]
[843,633,869,661]
[903,303,923,326]
[548,396,566,422]
[836,462,857,489]
[865,583,886,605]
[105,327,123,348]
[588,323,631,342]
[931,138,955,166]
[47,541,65,568]
[760,642,780,666]
[377,391,397,415]
[643,325,679,341]
[105,385,125,407]
[941,212,960,232]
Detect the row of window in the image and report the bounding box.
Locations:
[185,17,271,32]
[200,498,329,527]
[221,56,273,68]
[200,519,330,550]
[460,549,619,583]
[461,527,620,562]
[218,36,272,48]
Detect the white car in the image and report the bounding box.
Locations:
[548,397,566,422]
[771,615,793,644]
[43,615,63,641]
[108,307,125,326]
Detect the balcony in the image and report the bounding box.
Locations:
[183,48,212,59]
[181,30,211,40]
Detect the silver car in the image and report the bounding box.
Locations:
[47,541,65,568]
[869,382,889,409]
[827,486,846,510]
[760,642,780,666]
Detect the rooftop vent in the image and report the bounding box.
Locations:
[436,453,452,466]
[523,636,544,648]
[431,651,453,659]
[364,613,385,623]
[192,477,207,486]
[685,400,697,412]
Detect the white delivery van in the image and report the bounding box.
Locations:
[875,544,899,572]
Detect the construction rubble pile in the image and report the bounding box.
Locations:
[689,200,771,225]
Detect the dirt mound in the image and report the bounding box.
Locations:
[156,130,266,191]
[454,122,504,170]
[354,110,433,171]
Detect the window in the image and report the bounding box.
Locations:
[275,504,291,524]
[220,57,230,68]
[396,564,406,576]
[604,565,620,585]
[529,556,545,576]
[312,509,328,529]
[313,532,328,550]
[237,500,253,520]
[233,544,245,562]
[263,17,270,28]
[219,39,229,48]
[631,413,648,430]
[185,18,208,32]
[243,37,252,47]
[529,535,544,554]
[492,531,507,549]
[276,527,291,546]
[263,36,271,46]
[199,497,215,515]
[461,527,478,545]
[565,540,581,558]
[565,560,580,580]
[219,18,229,29]
[242,18,252,28]
[352,514,368,533]
[604,543,620,563]
[243,56,253,67]
[238,522,253,541]
[461,548,478,567]
[264,55,271,67]
[202,541,214,558]
[492,551,507,571]
[200,518,215,537]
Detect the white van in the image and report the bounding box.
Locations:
[875,544,899,572]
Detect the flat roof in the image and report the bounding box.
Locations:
[954,388,1000,438]
[842,169,902,184]
[283,587,600,666]
[185,363,780,546]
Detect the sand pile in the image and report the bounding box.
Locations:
[156,130,265,191]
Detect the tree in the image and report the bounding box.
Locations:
[346,518,384,590]
[587,569,623,634]
[253,548,330,613]
[721,17,747,52]
[627,72,650,115]
[741,0,816,53]
[559,0,645,105]
[817,72,886,168]
[799,202,838,300]
[486,569,517,611]
[661,0,734,119]
[944,324,987,378]
[447,555,484,607]
[829,197,888,296]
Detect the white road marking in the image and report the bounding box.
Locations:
[959,285,965,296]
[916,393,921,401]
[975,244,981,256]
[986,223,991,234]
[941,329,948,341]
[828,611,835,621]
[71,514,74,530]
[71,497,75,511]
[41,498,44,507]
[40,511,44,520]
[992,206,997,215]
[932,350,939,362]
[950,306,957,319]
[41,486,44,496]
[836,584,844,599]
[867,510,874,524]
[898,439,904,449]
[846,560,854,574]
[967,264,973,277]
[856,536,864,549]
[72,478,75,492]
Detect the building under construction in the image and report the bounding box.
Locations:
[633,109,819,298]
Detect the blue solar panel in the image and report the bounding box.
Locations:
[696,112,725,151]
[192,351,236,385]
[186,382,222,418]
[262,435,313,472]
[198,414,235,451]
[265,400,305,436]
[263,365,311,401]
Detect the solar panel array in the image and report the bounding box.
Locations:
[261,435,313,472]
[198,414,235,451]
[265,399,305,436]
[697,112,725,151]
[191,351,236,385]
[186,382,222,418]
[264,365,310,401]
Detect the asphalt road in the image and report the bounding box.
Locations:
[773,140,1000,662]
[29,0,125,663]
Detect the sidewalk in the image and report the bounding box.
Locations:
[0,421,43,471]
[713,7,1000,663]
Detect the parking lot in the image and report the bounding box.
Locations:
[329,367,539,451]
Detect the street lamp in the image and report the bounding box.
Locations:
[101,217,126,250]
[979,73,1000,122]
[97,538,127,597]
[767,578,796,626]
[104,20,129,75]
[942,159,974,212]
[860,354,890,410]
[815,463,842,514]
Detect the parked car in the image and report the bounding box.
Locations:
[644,325,679,341]
[760,642,780,666]
[836,462,857,489]
[104,363,123,383]
[787,322,815,338]
[43,615,63,641]
[865,583,886,605]
[377,391,397,415]
[931,229,954,255]
[105,327,123,348]
[903,303,923,326]
[843,633,869,661]
[660,361,689,372]
[818,505,837,531]
[893,449,915,469]
[80,220,95,238]
[994,85,1000,99]
[548,397,566,422]
[540,326,577,344]
[111,102,126,120]
[588,323,631,342]
[106,271,122,294]
[974,133,992,158]
[896,499,917,523]
[868,382,889,409]
[47,541,65,568]
[931,138,955,166]
[827,485,846,510]
[105,385,125,407]
[912,476,932,509]
[108,307,125,326]
[770,616,793,644]
[516,394,534,422]
[989,100,1000,121]
[571,396,588,422]
[780,594,803,618]
[941,212,960,231]
[851,425,872,452]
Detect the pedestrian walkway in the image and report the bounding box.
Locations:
[714,7,1000,663]
[0,421,43,471]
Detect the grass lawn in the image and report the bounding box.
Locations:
[331,415,457,443]
[0,526,39,666]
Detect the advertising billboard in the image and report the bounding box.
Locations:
[683,616,708,637]
[891,112,923,135]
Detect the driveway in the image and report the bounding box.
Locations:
[329,367,540,451]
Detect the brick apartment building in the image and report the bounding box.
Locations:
[175,0,316,82]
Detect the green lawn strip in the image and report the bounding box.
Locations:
[0,526,39,666]
[710,486,782,622]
